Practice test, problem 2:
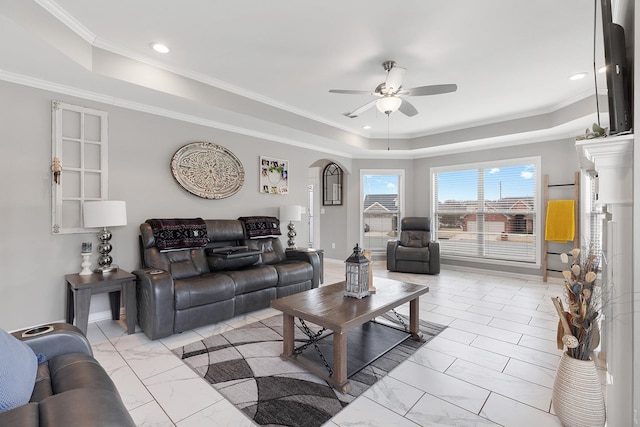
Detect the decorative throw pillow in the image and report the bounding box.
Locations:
[238,216,282,239]
[0,329,37,413]
[146,218,209,251]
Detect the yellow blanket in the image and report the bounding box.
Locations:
[545,200,575,242]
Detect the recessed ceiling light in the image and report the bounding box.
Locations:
[569,72,588,81]
[150,42,170,54]
[362,125,371,130]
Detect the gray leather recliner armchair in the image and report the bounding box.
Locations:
[0,323,135,426]
[387,217,440,274]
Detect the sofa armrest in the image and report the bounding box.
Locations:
[428,241,441,274]
[285,250,320,289]
[40,389,136,426]
[386,240,400,271]
[133,268,175,340]
[12,323,92,359]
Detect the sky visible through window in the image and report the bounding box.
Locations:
[438,164,535,202]
[363,175,398,196]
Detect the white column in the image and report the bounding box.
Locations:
[576,135,633,427]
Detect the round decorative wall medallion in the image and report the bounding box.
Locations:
[171,142,245,199]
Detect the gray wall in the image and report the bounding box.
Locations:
[0,80,352,331]
[0,79,579,331]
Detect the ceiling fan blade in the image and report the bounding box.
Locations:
[329,89,375,95]
[398,99,418,117]
[403,84,457,96]
[384,66,406,93]
[343,99,377,118]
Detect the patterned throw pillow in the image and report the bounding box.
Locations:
[0,329,37,413]
[146,218,209,251]
[238,216,282,238]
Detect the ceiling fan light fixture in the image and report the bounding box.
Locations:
[376,96,402,114]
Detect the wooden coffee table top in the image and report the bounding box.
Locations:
[270,277,429,333]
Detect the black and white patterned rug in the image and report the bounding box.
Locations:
[173,313,446,427]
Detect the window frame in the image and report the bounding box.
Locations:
[51,101,109,234]
[322,162,343,206]
[360,169,405,253]
[431,156,541,268]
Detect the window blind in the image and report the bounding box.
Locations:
[433,159,539,263]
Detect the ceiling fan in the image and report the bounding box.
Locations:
[329,60,457,118]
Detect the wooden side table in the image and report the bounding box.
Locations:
[65,269,137,336]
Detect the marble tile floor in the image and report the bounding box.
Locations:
[87,259,607,426]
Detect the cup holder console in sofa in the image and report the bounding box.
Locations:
[134,218,321,340]
[21,325,55,338]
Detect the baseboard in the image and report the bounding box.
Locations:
[327,256,563,284]
[441,263,564,284]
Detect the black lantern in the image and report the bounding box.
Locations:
[344,243,370,299]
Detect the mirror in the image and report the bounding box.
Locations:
[323,163,343,206]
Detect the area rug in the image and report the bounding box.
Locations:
[173,313,446,427]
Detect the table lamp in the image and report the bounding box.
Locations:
[279,205,302,249]
[83,200,127,273]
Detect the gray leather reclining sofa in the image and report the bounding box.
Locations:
[0,323,135,426]
[134,218,320,340]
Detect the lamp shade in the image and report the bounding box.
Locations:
[376,96,402,114]
[83,201,128,228]
[279,205,302,222]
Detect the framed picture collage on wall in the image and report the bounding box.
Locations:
[260,156,288,195]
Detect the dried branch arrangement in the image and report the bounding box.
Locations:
[551,247,601,360]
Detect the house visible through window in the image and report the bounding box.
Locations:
[361,170,404,253]
[432,157,540,264]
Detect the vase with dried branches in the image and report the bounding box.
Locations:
[551,247,605,427]
[551,247,601,360]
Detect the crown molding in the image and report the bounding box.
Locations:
[0,70,354,159]
[34,0,96,44]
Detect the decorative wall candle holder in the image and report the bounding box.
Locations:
[79,252,92,275]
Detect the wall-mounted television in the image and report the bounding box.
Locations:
[600,0,632,135]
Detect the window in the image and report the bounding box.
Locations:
[361,170,404,253]
[583,171,604,266]
[323,163,343,205]
[432,157,540,265]
[51,101,108,234]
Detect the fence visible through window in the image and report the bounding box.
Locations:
[432,158,540,264]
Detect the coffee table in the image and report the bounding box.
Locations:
[270,277,429,393]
